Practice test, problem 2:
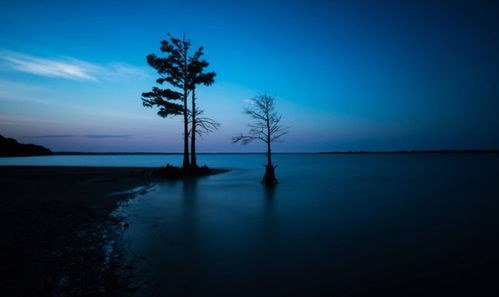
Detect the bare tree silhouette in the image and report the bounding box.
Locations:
[189,109,220,139]
[233,94,289,186]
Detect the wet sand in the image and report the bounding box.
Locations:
[0,166,155,297]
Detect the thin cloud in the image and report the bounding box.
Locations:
[23,134,75,138]
[21,134,134,139]
[0,50,149,81]
[2,52,99,81]
[84,134,133,139]
[102,63,151,81]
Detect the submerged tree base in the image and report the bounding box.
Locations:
[262,164,279,186]
[153,164,228,179]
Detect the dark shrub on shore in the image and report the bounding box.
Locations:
[153,164,225,179]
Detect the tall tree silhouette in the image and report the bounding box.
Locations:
[233,95,289,186]
[188,47,216,168]
[142,35,191,169]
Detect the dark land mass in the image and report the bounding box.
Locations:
[0,165,227,297]
[0,135,52,156]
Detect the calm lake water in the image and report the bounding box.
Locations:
[2,153,499,296]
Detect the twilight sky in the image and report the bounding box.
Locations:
[1,0,498,152]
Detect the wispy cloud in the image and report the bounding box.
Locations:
[21,134,134,139]
[84,134,133,139]
[0,50,149,81]
[23,134,75,138]
[0,79,155,122]
[1,51,99,81]
[0,79,54,105]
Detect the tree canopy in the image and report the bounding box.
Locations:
[141,36,191,119]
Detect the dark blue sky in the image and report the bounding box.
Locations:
[1,0,498,152]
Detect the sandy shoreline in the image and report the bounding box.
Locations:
[0,166,157,296]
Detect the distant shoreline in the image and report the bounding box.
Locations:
[46,150,499,155]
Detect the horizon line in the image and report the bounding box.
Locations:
[51,149,499,155]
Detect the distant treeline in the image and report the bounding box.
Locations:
[318,150,499,154]
[0,135,52,157]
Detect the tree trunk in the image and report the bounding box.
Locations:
[266,139,272,167]
[182,93,190,170]
[262,118,277,186]
[262,164,278,186]
[182,44,190,170]
[262,147,278,186]
[190,87,198,169]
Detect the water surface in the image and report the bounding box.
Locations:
[118,154,499,296]
[3,154,499,296]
